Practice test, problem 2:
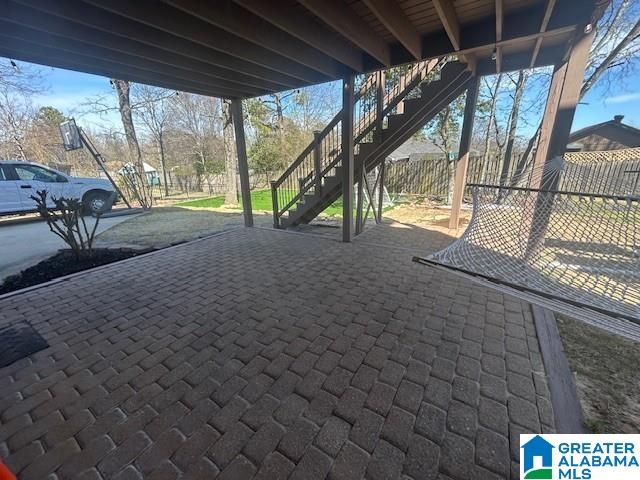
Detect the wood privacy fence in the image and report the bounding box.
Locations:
[385,148,640,199]
[384,154,516,198]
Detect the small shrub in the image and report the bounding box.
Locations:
[31,190,101,259]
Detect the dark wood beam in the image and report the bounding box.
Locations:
[530,0,557,68]
[361,0,421,60]
[163,0,348,78]
[11,0,304,89]
[449,77,479,229]
[341,76,355,242]
[495,0,503,72]
[532,29,594,185]
[0,46,234,98]
[81,0,327,84]
[378,0,591,69]
[432,0,460,51]
[298,0,391,67]
[475,45,566,75]
[526,28,594,254]
[230,99,253,227]
[2,1,285,92]
[233,0,363,72]
[0,22,264,97]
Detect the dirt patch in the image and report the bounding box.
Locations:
[556,315,640,433]
[384,201,471,233]
[96,206,272,249]
[0,249,143,295]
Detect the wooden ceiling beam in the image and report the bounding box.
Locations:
[0,21,265,97]
[530,0,557,68]
[2,1,285,93]
[11,0,305,88]
[361,0,421,60]
[432,0,461,51]
[476,45,566,75]
[376,0,589,69]
[163,0,349,78]
[0,45,241,98]
[298,0,391,67]
[233,0,363,72]
[81,0,327,84]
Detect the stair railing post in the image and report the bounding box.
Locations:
[313,130,322,197]
[377,160,385,224]
[270,181,279,229]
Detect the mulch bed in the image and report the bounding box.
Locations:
[0,249,149,295]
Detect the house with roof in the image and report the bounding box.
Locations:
[386,137,448,162]
[568,115,640,152]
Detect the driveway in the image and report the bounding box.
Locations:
[0,214,135,281]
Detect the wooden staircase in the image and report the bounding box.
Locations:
[271,60,474,229]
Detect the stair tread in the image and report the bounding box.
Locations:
[279,61,470,228]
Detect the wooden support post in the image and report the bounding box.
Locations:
[376,70,385,140]
[449,77,479,230]
[313,130,322,196]
[230,98,253,227]
[270,181,279,229]
[342,76,355,242]
[377,160,385,224]
[525,27,594,253]
[396,73,406,114]
[355,166,365,235]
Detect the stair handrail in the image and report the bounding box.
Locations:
[271,59,437,226]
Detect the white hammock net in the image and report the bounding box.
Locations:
[422,153,640,335]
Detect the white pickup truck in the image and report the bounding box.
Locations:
[0,160,117,215]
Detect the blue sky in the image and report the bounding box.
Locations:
[10,57,640,135]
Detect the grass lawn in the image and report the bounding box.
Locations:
[177,189,346,216]
[556,315,640,433]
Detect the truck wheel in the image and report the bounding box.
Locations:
[83,192,111,215]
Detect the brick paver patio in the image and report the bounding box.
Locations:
[0,226,554,479]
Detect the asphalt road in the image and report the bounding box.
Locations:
[0,214,134,282]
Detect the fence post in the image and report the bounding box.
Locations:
[270,181,279,229]
[313,130,322,196]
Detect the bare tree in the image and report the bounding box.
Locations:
[171,93,224,192]
[480,74,502,181]
[112,79,152,208]
[511,0,640,184]
[0,60,44,160]
[222,99,238,205]
[133,85,176,196]
[500,70,528,186]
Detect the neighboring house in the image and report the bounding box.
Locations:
[118,162,160,186]
[568,115,640,152]
[386,137,448,162]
